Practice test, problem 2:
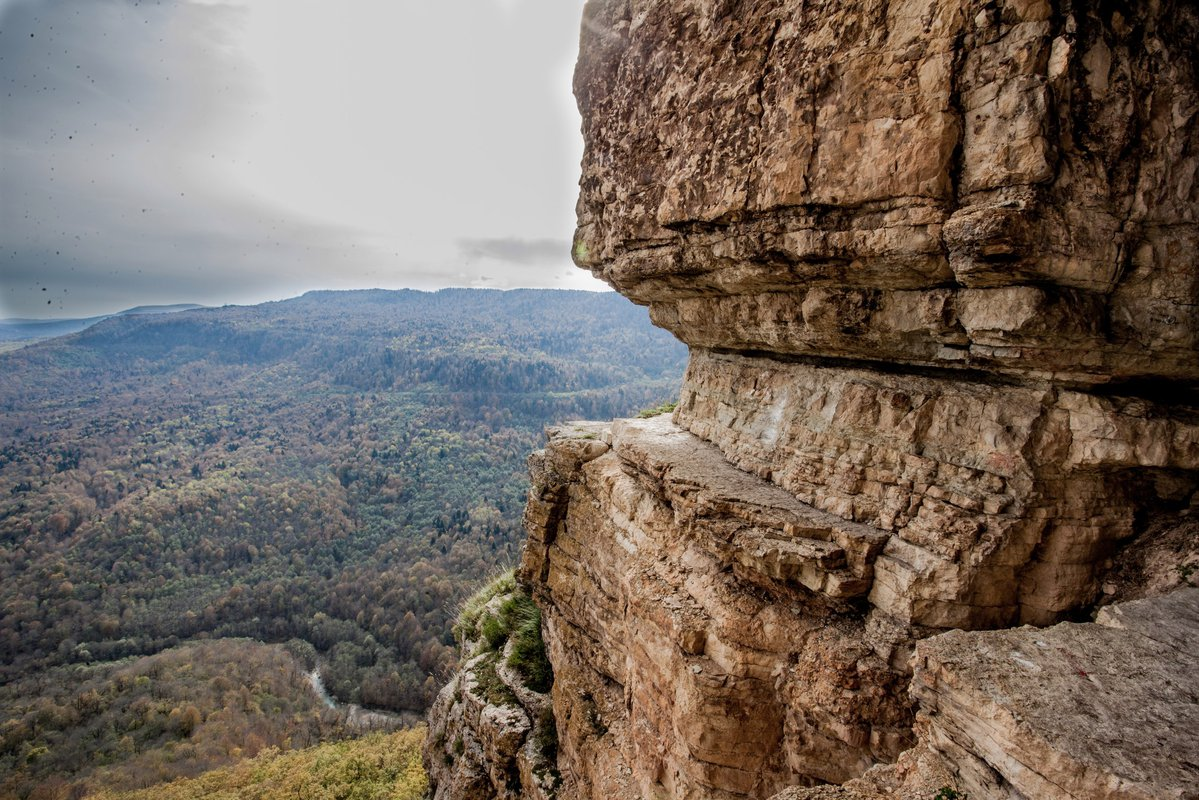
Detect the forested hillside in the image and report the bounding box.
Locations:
[0,639,347,796]
[90,726,427,800]
[0,288,685,796]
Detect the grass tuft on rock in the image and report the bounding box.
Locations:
[505,596,553,693]
[636,400,677,418]
[454,568,517,645]
[458,572,554,700]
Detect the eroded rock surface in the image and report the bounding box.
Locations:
[777,589,1199,800]
[427,0,1198,797]
[573,0,1199,386]
[678,349,1199,629]
[911,588,1199,799]
[519,420,914,799]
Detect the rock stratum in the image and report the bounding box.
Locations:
[426,0,1199,798]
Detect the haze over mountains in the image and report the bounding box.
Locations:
[0,305,205,344]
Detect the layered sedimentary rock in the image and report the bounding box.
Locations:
[777,588,1199,800]
[677,349,1199,628]
[572,0,1199,387]
[520,420,913,798]
[427,0,1198,797]
[909,588,1199,799]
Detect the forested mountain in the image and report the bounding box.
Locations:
[0,288,686,796]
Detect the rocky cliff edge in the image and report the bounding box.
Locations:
[426,1,1199,798]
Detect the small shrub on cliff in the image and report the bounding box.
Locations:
[458,576,554,699]
[472,590,554,692]
[480,613,509,651]
[636,400,677,418]
[473,655,517,707]
[932,788,967,800]
[476,590,529,654]
[477,592,549,670]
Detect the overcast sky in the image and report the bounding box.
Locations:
[0,0,601,318]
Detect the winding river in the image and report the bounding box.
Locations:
[306,667,422,731]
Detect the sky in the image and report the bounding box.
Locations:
[0,0,602,319]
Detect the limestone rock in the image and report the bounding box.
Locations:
[911,588,1199,799]
[521,418,914,798]
[770,590,1199,800]
[1100,513,1199,604]
[574,0,1199,385]
[428,0,1199,797]
[677,348,1199,628]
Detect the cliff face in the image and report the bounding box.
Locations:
[573,0,1198,387]
[426,0,1199,798]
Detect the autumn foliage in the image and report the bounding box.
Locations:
[0,289,683,795]
[89,726,427,800]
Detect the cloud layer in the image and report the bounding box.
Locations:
[0,0,600,318]
[457,238,572,265]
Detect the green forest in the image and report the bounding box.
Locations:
[0,288,685,797]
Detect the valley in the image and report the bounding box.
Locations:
[0,288,685,797]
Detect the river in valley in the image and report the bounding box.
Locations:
[307,667,424,731]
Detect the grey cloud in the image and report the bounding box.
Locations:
[457,237,572,265]
[0,0,594,319]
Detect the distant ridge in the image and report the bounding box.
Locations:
[0,303,204,343]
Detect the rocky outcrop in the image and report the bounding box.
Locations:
[520,420,913,798]
[425,580,560,800]
[572,0,1199,387]
[427,0,1198,797]
[677,349,1199,629]
[776,588,1199,800]
[909,587,1199,799]
[508,416,1199,799]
